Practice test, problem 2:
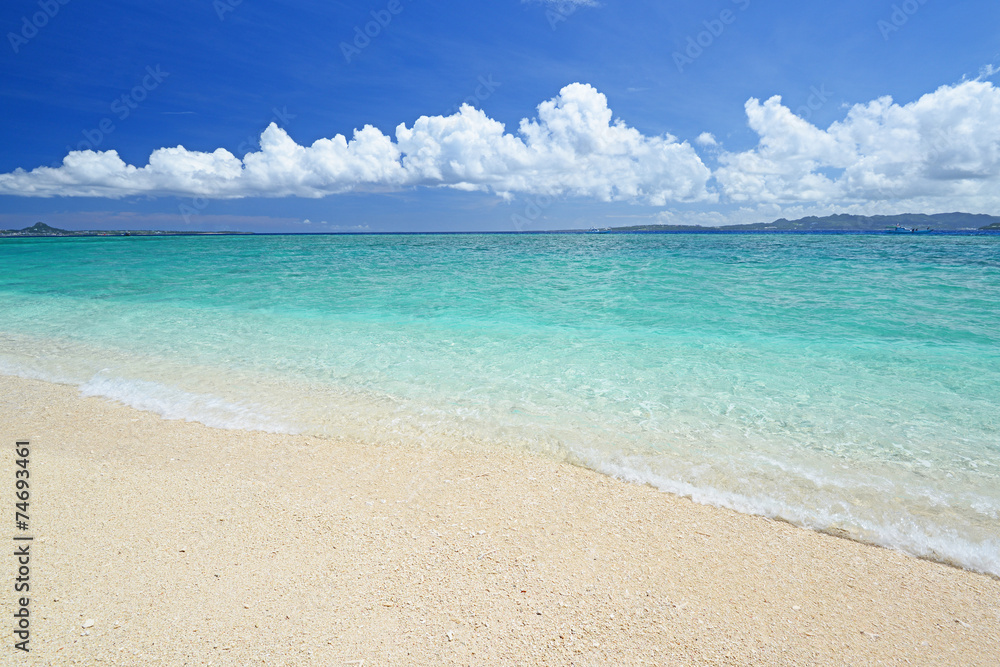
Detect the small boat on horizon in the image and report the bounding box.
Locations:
[889,224,933,234]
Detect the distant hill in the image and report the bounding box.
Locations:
[610,212,1000,232]
[0,222,67,236]
[1,222,248,237]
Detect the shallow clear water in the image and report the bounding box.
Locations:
[2,232,998,574]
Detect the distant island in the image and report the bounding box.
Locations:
[605,212,1000,233]
[0,222,249,238]
[4,214,1000,238]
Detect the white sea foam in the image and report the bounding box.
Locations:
[0,354,87,386]
[78,374,299,434]
[585,452,1000,577]
[5,346,1000,578]
[2,336,298,434]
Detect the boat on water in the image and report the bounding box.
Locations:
[889,224,933,234]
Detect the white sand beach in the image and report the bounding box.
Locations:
[2,374,998,665]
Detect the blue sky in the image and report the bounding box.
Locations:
[2,0,999,232]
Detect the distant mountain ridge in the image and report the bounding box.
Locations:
[0,222,246,237]
[610,212,1000,232]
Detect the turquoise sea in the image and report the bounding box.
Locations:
[1,232,998,575]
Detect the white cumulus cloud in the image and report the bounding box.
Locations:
[4,79,1000,217]
[695,132,717,147]
[0,84,711,205]
[714,80,1000,212]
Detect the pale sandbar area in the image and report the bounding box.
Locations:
[2,374,998,665]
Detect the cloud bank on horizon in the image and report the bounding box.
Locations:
[3,79,1000,215]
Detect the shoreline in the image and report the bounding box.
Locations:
[2,373,999,664]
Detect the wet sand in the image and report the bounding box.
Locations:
[2,374,998,665]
